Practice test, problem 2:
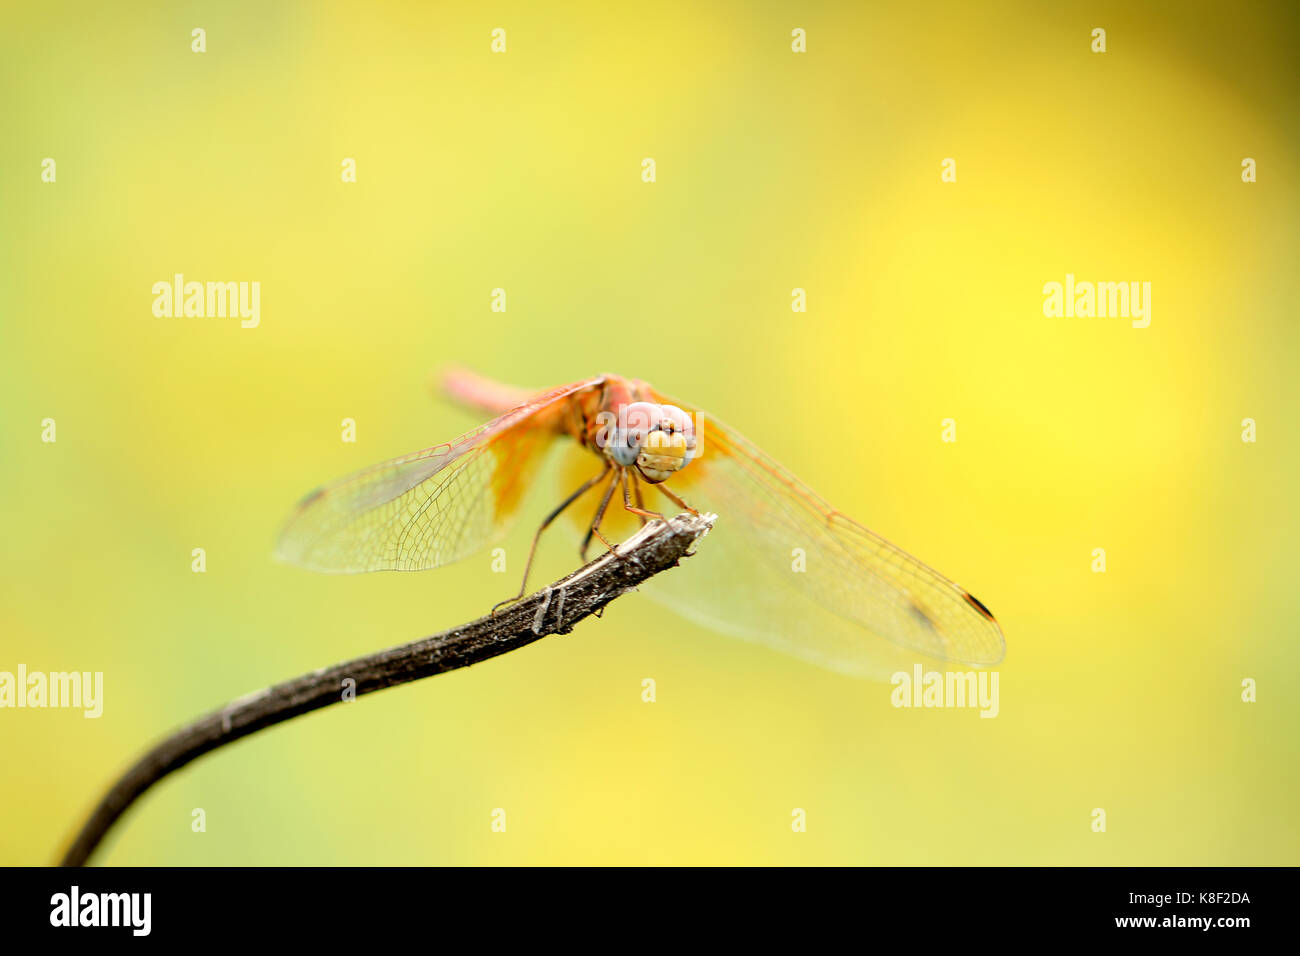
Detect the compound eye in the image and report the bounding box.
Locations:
[608,429,640,466]
[659,404,694,440]
[623,401,660,440]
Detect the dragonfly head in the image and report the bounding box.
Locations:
[599,401,698,484]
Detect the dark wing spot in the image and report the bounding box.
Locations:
[908,601,938,632]
[962,591,997,622]
[297,486,325,508]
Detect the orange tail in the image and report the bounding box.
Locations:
[440,367,535,415]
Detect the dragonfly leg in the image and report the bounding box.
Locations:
[632,471,647,525]
[492,463,611,615]
[654,481,700,516]
[622,470,666,523]
[587,500,642,571]
[579,468,622,562]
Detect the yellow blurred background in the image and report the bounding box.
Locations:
[2,0,1296,865]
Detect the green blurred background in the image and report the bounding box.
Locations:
[2,0,1297,865]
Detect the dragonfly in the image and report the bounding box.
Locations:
[275,369,1004,679]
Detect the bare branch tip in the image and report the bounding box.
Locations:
[59,510,714,867]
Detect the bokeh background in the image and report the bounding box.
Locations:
[2,0,1297,865]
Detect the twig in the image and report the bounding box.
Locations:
[60,511,716,867]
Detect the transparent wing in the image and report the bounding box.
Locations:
[640,394,1005,678]
[275,378,602,573]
